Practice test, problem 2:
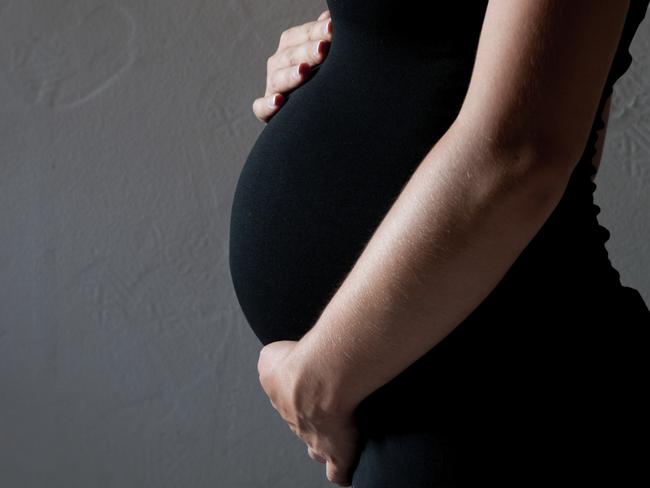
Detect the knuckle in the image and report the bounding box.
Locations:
[286,50,302,71]
[277,51,291,68]
[287,65,299,82]
[311,41,322,60]
[285,50,298,67]
[291,46,305,67]
[271,75,282,94]
[308,21,319,40]
[267,74,277,93]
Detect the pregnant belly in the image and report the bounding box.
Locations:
[228,40,475,346]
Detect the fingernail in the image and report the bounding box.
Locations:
[324,19,331,35]
[267,94,279,107]
[313,40,323,57]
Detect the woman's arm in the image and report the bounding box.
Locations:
[287,0,631,416]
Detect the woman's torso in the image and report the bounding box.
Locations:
[229,0,650,358]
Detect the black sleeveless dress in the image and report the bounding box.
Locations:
[229,1,650,485]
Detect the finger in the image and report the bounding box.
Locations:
[307,446,327,464]
[265,62,311,98]
[265,39,329,96]
[276,16,333,52]
[252,93,284,123]
[275,39,331,69]
[317,10,331,21]
[326,460,352,487]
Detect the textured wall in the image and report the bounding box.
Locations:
[0,1,648,487]
[598,18,650,296]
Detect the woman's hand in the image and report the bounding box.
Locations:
[257,340,361,487]
[252,10,333,123]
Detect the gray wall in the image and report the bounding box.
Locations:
[0,1,648,487]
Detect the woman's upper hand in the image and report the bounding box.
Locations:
[252,9,333,123]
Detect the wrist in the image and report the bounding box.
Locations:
[288,333,361,419]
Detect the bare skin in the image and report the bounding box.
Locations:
[256,1,629,486]
[251,9,332,123]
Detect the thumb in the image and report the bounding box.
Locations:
[257,340,296,375]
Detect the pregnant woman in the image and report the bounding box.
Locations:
[230,1,650,486]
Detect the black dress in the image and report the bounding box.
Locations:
[229,1,650,485]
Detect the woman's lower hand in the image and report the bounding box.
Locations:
[257,340,361,487]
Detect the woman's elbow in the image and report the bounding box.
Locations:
[450,113,583,185]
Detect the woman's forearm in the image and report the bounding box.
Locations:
[290,118,576,416]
